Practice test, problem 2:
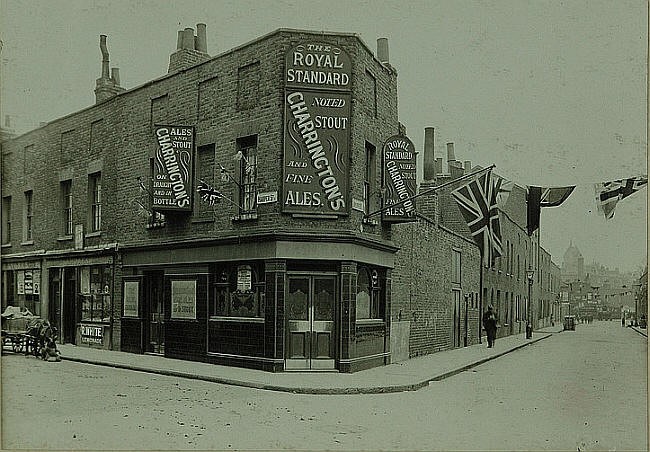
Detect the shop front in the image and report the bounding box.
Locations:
[1,258,44,317]
[120,236,396,372]
[44,252,116,349]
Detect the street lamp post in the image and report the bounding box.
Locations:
[526,268,535,339]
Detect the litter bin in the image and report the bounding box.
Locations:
[563,315,575,331]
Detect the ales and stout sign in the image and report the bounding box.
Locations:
[152,126,194,212]
[382,135,417,223]
[283,43,351,216]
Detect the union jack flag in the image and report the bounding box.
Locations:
[197,179,224,206]
[595,176,647,219]
[451,170,502,267]
[527,185,575,235]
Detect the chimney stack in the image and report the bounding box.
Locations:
[95,35,124,103]
[446,142,456,172]
[168,24,211,73]
[377,37,389,64]
[423,127,435,181]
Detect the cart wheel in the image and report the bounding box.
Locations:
[12,338,21,353]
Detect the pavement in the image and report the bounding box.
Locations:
[50,325,568,395]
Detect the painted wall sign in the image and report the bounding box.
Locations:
[123,280,140,317]
[171,280,196,319]
[256,191,278,205]
[152,125,194,212]
[382,135,417,223]
[80,324,103,344]
[285,43,351,91]
[283,43,352,216]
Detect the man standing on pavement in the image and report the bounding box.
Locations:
[482,305,498,348]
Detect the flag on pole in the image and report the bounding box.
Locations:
[494,176,514,210]
[197,180,224,206]
[451,169,503,267]
[595,176,648,219]
[526,185,575,236]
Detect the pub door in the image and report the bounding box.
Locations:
[144,271,165,355]
[62,267,77,345]
[285,274,336,370]
[453,290,462,348]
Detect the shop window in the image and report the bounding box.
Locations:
[2,270,15,309]
[211,265,264,318]
[2,196,11,244]
[60,180,73,236]
[23,190,33,242]
[88,172,102,232]
[80,265,112,322]
[356,267,381,320]
[237,136,257,214]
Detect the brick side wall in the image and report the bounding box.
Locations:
[392,211,481,357]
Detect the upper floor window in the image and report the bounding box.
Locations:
[237,136,257,214]
[2,196,11,244]
[61,180,73,236]
[89,172,102,232]
[23,190,33,242]
[364,142,376,215]
[452,249,462,284]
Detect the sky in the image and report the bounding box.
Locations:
[1,0,647,273]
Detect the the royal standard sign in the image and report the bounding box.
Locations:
[282,43,352,216]
[382,135,417,223]
[152,125,194,212]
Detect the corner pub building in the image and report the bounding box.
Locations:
[1,26,482,372]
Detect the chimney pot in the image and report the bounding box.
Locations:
[424,127,435,180]
[4,115,10,128]
[176,30,183,50]
[196,23,207,53]
[99,34,110,79]
[182,27,195,50]
[377,37,389,64]
[464,160,471,171]
[111,67,121,86]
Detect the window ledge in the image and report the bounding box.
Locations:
[232,213,258,221]
[209,316,264,323]
[1,243,11,248]
[85,231,101,238]
[355,319,385,326]
[20,240,34,246]
[57,235,73,242]
[191,217,215,224]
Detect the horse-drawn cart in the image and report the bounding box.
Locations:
[1,306,60,360]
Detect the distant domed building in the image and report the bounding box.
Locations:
[562,240,584,282]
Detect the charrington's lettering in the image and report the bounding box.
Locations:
[286,91,345,210]
[155,127,191,208]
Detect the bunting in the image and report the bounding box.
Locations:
[595,176,648,219]
[526,185,575,236]
[451,169,502,267]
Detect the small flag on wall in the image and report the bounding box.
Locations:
[595,176,648,219]
[197,180,224,206]
[495,176,514,210]
[451,169,503,267]
[526,185,575,236]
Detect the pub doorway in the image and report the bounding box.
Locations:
[285,274,337,370]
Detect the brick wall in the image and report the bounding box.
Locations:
[392,202,481,356]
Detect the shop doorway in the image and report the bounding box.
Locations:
[144,271,165,355]
[285,275,336,370]
[48,269,62,342]
[62,268,77,344]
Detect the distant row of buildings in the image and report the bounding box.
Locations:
[2,27,560,373]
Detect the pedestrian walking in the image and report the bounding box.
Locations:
[622,314,625,327]
[482,305,498,348]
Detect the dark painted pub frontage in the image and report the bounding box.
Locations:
[119,234,395,372]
